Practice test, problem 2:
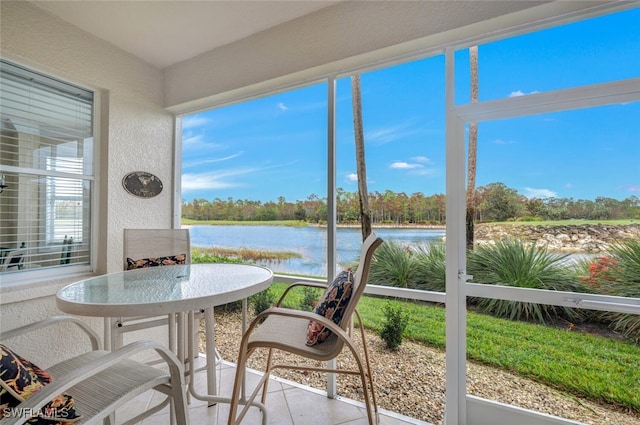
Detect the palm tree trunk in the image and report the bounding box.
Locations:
[466,46,479,250]
[351,74,372,241]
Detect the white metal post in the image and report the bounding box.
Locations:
[444,46,467,425]
[326,76,338,398]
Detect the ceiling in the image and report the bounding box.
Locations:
[30,0,342,69]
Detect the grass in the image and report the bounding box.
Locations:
[192,246,300,262]
[182,219,309,226]
[267,282,640,414]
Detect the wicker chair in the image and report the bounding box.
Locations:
[227,233,383,425]
[0,316,189,425]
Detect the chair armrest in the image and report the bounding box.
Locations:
[0,340,184,425]
[0,316,101,351]
[276,281,328,307]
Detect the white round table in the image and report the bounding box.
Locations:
[56,263,273,405]
[56,263,273,317]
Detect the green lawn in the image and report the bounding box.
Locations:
[268,282,640,413]
[182,219,308,226]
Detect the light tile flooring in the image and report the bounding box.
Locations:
[117,356,430,425]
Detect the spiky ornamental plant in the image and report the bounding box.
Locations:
[599,239,640,339]
[413,242,447,292]
[467,239,587,324]
[367,240,418,289]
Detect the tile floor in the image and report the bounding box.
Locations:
[117,356,430,425]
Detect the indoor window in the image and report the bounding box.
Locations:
[0,60,93,278]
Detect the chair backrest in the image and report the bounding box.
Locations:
[123,229,191,270]
[1,248,26,272]
[339,233,383,331]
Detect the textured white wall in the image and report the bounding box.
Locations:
[0,1,172,359]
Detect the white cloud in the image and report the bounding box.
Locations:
[278,102,288,111]
[182,173,241,191]
[181,167,258,191]
[508,90,540,97]
[411,156,431,163]
[345,173,375,185]
[183,159,302,192]
[182,152,244,169]
[492,139,516,145]
[182,115,210,129]
[390,161,424,170]
[524,187,557,199]
[183,133,204,145]
[367,120,422,145]
[411,169,436,176]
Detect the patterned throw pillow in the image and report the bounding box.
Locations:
[0,344,81,425]
[126,254,186,270]
[306,270,354,346]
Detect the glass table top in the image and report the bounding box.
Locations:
[56,263,273,316]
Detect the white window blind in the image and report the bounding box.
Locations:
[0,60,94,276]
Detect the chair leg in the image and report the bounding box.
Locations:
[355,310,379,424]
[227,348,247,425]
[260,348,275,404]
[171,384,190,425]
[360,333,379,423]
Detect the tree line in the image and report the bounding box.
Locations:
[182,182,640,224]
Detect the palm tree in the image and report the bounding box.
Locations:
[351,74,372,240]
[466,45,479,249]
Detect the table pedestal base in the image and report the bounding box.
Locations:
[182,302,268,425]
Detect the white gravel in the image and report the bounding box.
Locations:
[204,310,640,425]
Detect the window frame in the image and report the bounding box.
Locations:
[0,59,98,286]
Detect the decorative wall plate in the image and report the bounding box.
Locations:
[122,171,163,198]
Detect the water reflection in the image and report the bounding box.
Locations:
[188,225,445,277]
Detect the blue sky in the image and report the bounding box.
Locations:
[182,8,639,204]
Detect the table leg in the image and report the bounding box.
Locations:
[169,313,177,354]
[186,307,218,405]
[204,306,217,401]
[241,298,248,401]
[107,317,124,350]
[184,301,267,425]
[104,317,111,350]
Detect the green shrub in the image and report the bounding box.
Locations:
[301,286,320,311]
[599,239,640,339]
[380,303,409,350]
[467,239,588,324]
[250,288,275,316]
[217,300,243,312]
[517,216,543,222]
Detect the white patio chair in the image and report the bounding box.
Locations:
[119,229,210,378]
[227,233,383,425]
[114,229,193,350]
[0,316,189,425]
[0,248,26,271]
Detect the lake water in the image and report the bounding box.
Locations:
[187,225,445,277]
